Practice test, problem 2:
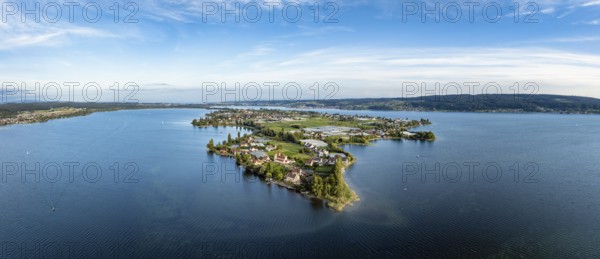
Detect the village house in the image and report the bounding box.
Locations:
[265,145,277,152]
[274,153,292,164]
[284,168,304,185]
[250,142,265,148]
[251,151,268,159]
[250,151,270,165]
[327,157,337,165]
[327,153,348,165]
[304,143,317,151]
[318,149,329,157]
[306,157,325,167]
[285,168,312,185]
[252,158,266,166]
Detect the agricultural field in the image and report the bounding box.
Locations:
[263,117,377,132]
[266,141,312,161]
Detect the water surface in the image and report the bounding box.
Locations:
[1,108,599,258]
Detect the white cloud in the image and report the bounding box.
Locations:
[581,0,600,7]
[195,47,600,99]
[0,1,117,50]
[0,26,114,49]
[3,45,600,100]
[583,19,600,25]
[547,36,600,42]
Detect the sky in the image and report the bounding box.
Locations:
[1,0,599,103]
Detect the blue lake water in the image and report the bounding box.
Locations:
[1,108,600,258]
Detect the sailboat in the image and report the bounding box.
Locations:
[51,202,56,212]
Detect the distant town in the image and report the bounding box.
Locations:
[0,107,92,126]
[0,103,210,126]
[193,108,435,211]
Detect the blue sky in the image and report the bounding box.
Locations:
[1,0,600,102]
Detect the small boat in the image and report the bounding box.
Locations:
[51,202,56,212]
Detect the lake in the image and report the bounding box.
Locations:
[1,108,599,258]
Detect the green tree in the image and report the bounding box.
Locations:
[228,133,232,144]
[312,175,323,197]
[334,158,345,196]
[272,165,285,181]
[207,138,214,151]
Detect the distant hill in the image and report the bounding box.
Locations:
[233,94,600,114]
[2,94,600,116]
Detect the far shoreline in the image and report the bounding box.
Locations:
[2,100,599,127]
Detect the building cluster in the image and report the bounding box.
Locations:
[224,137,272,159]
[218,135,310,185]
[202,109,308,125]
[0,114,39,125]
[206,109,427,186]
[305,153,348,167]
[301,139,343,167]
[201,109,423,140]
[0,108,87,125]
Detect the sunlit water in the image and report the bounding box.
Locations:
[1,108,599,258]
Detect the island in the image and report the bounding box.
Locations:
[192,108,435,211]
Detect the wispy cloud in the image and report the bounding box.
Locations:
[0,1,117,50]
[198,47,600,98]
[583,19,600,25]
[581,0,600,7]
[546,36,600,42]
[0,25,114,50]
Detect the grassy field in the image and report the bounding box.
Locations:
[261,116,375,165]
[266,141,312,161]
[31,108,86,116]
[264,117,376,132]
